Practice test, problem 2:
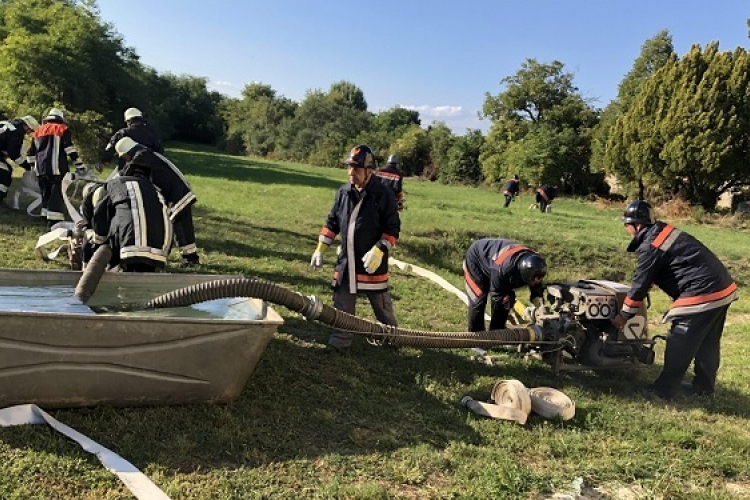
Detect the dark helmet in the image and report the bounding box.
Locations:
[387,154,399,165]
[518,253,547,284]
[344,145,376,169]
[622,200,655,225]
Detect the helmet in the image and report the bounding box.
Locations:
[387,154,399,165]
[622,200,655,225]
[518,253,547,285]
[124,107,143,122]
[20,115,39,131]
[115,137,140,157]
[344,145,376,169]
[45,108,65,121]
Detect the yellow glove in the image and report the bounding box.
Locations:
[362,245,384,274]
[310,241,328,270]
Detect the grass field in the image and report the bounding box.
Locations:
[0,143,748,499]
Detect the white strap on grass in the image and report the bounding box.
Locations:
[0,404,171,500]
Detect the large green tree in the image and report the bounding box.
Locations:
[592,30,675,196]
[480,59,598,191]
[606,43,750,209]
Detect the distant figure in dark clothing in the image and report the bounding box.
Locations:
[376,154,405,211]
[502,175,520,208]
[100,107,163,170]
[536,185,558,213]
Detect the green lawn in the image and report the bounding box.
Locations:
[0,143,748,499]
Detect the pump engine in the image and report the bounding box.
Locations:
[523,280,656,372]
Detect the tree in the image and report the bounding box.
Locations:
[0,0,138,124]
[427,121,455,181]
[480,59,598,192]
[277,82,371,166]
[441,130,484,185]
[606,43,750,209]
[592,30,675,193]
[390,125,431,177]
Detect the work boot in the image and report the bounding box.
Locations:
[636,384,672,400]
[181,253,200,267]
[680,382,714,398]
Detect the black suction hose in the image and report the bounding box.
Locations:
[123,277,540,349]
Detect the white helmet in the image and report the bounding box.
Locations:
[124,107,143,122]
[20,115,39,131]
[115,137,140,157]
[45,108,65,121]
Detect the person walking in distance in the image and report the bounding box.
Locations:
[502,175,520,208]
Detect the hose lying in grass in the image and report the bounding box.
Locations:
[84,276,545,350]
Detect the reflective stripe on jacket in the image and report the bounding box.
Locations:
[622,222,737,322]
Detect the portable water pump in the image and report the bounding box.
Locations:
[524,280,655,372]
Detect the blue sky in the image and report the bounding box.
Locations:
[97,1,748,134]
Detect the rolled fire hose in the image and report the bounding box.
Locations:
[462,379,575,424]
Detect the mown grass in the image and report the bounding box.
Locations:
[0,143,748,499]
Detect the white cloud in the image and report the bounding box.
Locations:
[208,80,243,97]
[400,104,464,118]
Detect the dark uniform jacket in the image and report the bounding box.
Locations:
[503,178,520,196]
[0,119,31,169]
[27,118,81,177]
[101,121,163,168]
[537,184,557,201]
[90,175,172,268]
[121,146,196,221]
[318,176,400,292]
[621,222,737,322]
[464,238,545,303]
[375,165,404,209]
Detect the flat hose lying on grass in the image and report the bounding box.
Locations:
[96,277,542,350]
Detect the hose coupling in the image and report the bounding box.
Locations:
[301,295,323,321]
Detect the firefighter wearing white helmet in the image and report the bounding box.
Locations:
[26,107,85,227]
[375,154,405,211]
[124,107,143,122]
[0,115,39,203]
[100,106,163,169]
[115,137,200,266]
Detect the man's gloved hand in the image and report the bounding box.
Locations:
[310,241,328,271]
[362,245,384,273]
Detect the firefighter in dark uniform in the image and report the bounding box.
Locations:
[535,184,557,213]
[100,108,163,170]
[463,238,547,332]
[77,181,106,268]
[310,145,401,351]
[375,154,405,211]
[26,108,85,228]
[502,175,520,208]
[114,137,200,266]
[613,200,737,399]
[87,161,172,272]
[0,115,38,204]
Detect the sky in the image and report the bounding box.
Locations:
[97,1,748,135]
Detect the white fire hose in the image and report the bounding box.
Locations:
[388,258,575,424]
[462,379,575,425]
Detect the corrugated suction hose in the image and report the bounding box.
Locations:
[121,277,540,349]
